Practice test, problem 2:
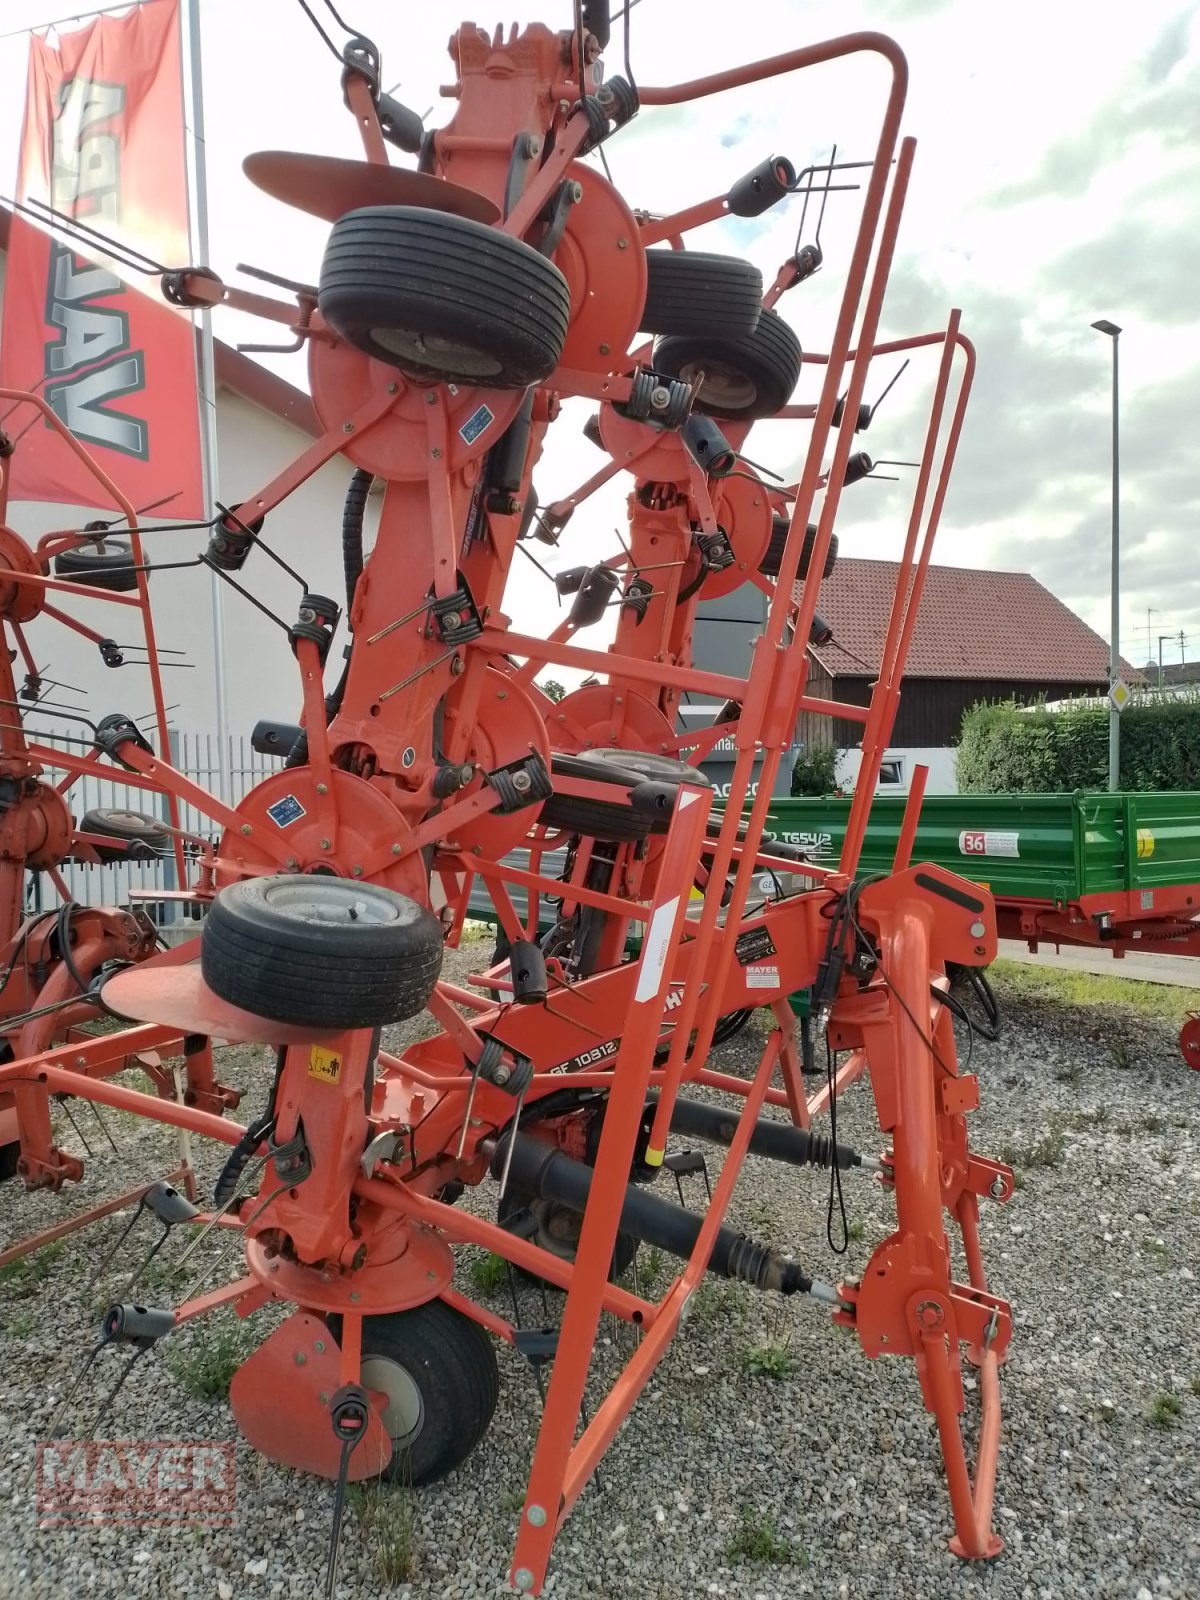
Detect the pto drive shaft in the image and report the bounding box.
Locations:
[490,1130,846,1304]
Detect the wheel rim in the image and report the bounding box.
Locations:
[528,1197,584,1260]
[103,810,163,832]
[361,1354,425,1450]
[258,878,403,925]
[370,327,503,379]
[680,359,757,411]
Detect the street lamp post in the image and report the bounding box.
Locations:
[1092,319,1122,791]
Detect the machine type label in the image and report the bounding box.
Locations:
[548,1038,619,1075]
[265,794,306,828]
[459,403,495,444]
[734,925,777,964]
[307,1046,342,1084]
[745,963,780,989]
[958,829,1020,859]
[769,828,834,857]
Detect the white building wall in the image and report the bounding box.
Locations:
[835,745,958,795]
[5,388,369,746]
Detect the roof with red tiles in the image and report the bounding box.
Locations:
[805,558,1135,683]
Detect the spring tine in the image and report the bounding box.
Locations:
[81,1195,148,1296]
[40,1340,110,1449]
[124,1226,172,1302]
[323,1436,355,1600]
[178,1184,285,1304]
[87,1102,121,1156]
[86,1346,151,1441]
[504,1258,524,1331]
[58,1099,96,1159]
[171,1151,270,1272]
[454,1059,484,1161]
[495,1084,528,1206]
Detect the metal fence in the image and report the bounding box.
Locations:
[37,732,281,928]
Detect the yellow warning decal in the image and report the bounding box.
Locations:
[1136,828,1155,860]
[308,1045,342,1084]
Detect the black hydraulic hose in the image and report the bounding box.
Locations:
[491,1131,814,1295]
[213,1049,285,1205]
[284,469,370,770]
[342,467,372,614]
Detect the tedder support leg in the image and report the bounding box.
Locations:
[847,898,1005,1561]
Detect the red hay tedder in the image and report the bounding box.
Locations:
[0,5,1015,1590]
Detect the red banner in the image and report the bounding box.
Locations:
[0,0,203,516]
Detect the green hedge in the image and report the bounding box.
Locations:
[957,695,1200,793]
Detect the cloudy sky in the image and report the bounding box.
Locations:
[1,0,1197,673]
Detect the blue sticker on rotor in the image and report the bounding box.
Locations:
[266,794,306,828]
[459,403,495,445]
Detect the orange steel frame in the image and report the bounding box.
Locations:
[0,18,1017,1592]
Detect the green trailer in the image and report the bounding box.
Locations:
[763,792,1200,907]
[762,791,1200,1066]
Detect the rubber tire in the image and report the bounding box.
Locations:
[759,520,839,580]
[497,1102,639,1284]
[539,748,711,842]
[81,807,170,846]
[638,251,763,339]
[333,1300,499,1485]
[318,206,571,388]
[53,541,143,593]
[0,1141,20,1183]
[200,875,444,1028]
[652,307,802,420]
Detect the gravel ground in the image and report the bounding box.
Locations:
[1,947,1198,1600]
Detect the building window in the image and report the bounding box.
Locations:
[878,758,905,787]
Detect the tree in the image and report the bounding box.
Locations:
[538,678,566,703]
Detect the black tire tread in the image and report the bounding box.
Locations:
[653,306,801,420]
[539,747,708,842]
[200,877,443,1028]
[638,250,763,339]
[759,519,839,580]
[356,1300,499,1485]
[319,207,571,388]
[53,542,142,593]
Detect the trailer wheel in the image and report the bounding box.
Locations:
[53,540,144,593]
[758,519,838,580]
[638,250,763,339]
[200,875,443,1028]
[652,307,801,420]
[1180,1015,1200,1069]
[0,1141,19,1183]
[497,1099,639,1282]
[331,1300,498,1485]
[539,747,710,841]
[318,206,571,388]
[80,806,172,864]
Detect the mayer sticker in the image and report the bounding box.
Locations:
[459,403,495,445]
[266,793,306,828]
[958,829,1019,859]
[746,964,780,990]
[308,1046,342,1084]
